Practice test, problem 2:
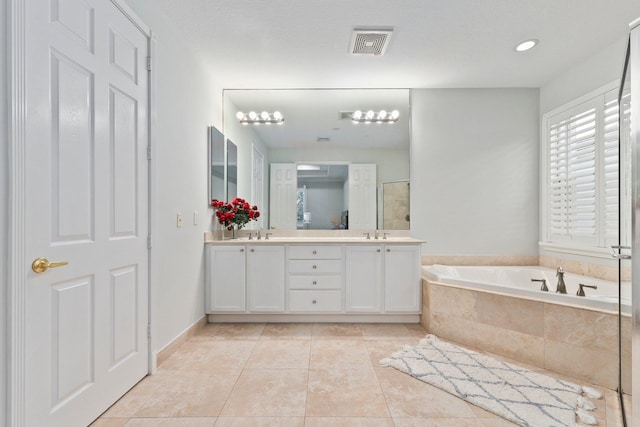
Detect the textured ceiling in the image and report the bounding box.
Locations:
[143,0,640,89]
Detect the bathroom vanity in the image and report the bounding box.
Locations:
[204,234,423,322]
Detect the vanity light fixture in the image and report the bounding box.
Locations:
[351,109,399,124]
[515,39,538,52]
[236,110,284,125]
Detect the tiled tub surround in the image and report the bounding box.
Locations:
[421,266,631,390]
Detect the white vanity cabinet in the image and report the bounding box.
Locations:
[383,245,421,312]
[206,245,246,312]
[345,244,421,313]
[345,245,383,312]
[247,245,285,312]
[288,245,343,312]
[205,238,422,320]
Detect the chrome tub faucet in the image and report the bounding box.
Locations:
[556,267,567,294]
[577,283,597,297]
[531,278,548,292]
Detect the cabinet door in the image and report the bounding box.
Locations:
[384,245,421,312]
[269,163,297,230]
[207,245,246,312]
[345,245,382,312]
[247,245,285,312]
[348,163,377,230]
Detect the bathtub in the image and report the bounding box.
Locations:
[420,264,632,389]
[422,264,631,314]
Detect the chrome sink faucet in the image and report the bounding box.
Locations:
[556,267,567,294]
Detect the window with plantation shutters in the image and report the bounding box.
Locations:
[542,83,630,255]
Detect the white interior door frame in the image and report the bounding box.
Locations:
[7,1,154,425]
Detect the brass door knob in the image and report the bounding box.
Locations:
[32,257,69,274]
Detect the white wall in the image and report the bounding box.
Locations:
[269,147,409,184]
[411,88,539,255]
[124,1,222,355]
[540,37,627,114]
[1,0,8,420]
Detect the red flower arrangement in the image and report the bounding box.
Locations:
[211,197,260,230]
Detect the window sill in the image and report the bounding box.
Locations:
[538,242,614,260]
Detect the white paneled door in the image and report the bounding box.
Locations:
[23,1,149,426]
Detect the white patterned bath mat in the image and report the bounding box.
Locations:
[380,335,602,427]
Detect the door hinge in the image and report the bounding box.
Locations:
[146,145,152,160]
[146,56,152,71]
[147,235,152,249]
[147,324,152,338]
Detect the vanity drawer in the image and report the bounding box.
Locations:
[288,260,342,274]
[289,275,342,290]
[288,290,342,312]
[288,245,342,260]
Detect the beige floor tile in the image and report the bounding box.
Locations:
[220,369,308,417]
[160,340,256,372]
[404,322,428,339]
[393,418,485,427]
[358,323,415,340]
[214,417,305,426]
[193,323,266,340]
[375,367,477,419]
[304,417,394,426]
[310,339,373,370]
[364,339,418,367]
[306,369,389,417]
[103,370,239,418]
[260,323,313,340]
[90,419,129,427]
[125,418,217,426]
[245,340,311,370]
[311,323,363,339]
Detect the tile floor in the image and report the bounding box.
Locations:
[93,323,625,427]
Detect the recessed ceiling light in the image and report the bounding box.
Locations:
[515,39,538,52]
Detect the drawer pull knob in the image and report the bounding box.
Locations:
[313,250,317,255]
[386,249,391,252]
[312,281,317,285]
[312,299,317,304]
[250,249,255,252]
[312,265,317,269]
[377,249,381,252]
[240,249,245,252]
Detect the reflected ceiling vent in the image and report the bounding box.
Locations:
[350,28,393,56]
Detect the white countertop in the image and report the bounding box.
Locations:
[204,231,424,245]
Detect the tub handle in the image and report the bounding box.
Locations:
[610,245,631,260]
[577,283,598,297]
[531,278,548,292]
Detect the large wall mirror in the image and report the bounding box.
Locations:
[223,88,410,230]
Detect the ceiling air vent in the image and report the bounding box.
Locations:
[350,29,393,56]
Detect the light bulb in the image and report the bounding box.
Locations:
[390,110,400,120]
[352,110,362,120]
[236,111,245,120]
[273,111,283,120]
[515,39,538,52]
[378,110,387,119]
[248,111,257,120]
[366,110,375,120]
[261,111,269,120]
